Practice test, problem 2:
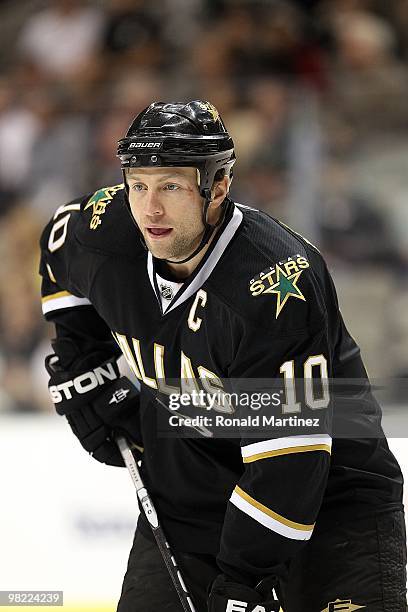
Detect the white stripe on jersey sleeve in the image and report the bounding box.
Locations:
[241,434,332,463]
[230,486,314,541]
[41,290,91,314]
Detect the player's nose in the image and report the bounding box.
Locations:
[144,188,164,217]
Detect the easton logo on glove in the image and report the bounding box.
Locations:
[109,388,131,404]
[208,575,281,612]
[49,361,118,403]
[225,601,276,612]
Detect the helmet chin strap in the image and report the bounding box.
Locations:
[163,190,220,265]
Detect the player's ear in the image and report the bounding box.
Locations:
[210,176,229,208]
[207,176,229,225]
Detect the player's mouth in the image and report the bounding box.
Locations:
[146,227,173,239]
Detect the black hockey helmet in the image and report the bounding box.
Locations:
[117,100,235,200]
[117,100,236,264]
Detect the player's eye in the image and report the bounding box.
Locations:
[164,183,179,191]
[131,183,145,191]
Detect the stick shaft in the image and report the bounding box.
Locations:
[116,436,196,612]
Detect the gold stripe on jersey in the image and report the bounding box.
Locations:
[235,486,314,531]
[241,434,332,464]
[231,485,314,540]
[243,444,331,463]
[41,290,72,303]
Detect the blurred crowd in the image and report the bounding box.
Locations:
[0,0,408,412]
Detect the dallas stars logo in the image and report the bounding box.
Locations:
[197,101,219,122]
[249,254,310,316]
[321,599,366,612]
[263,264,306,318]
[84,183,124,230]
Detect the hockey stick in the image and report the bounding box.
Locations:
[116,435,197,612]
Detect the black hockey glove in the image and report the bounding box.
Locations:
[45,338,142,467]
[208,575,281,612]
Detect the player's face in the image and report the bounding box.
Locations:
[126,167,207,261]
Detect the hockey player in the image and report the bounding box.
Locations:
[40,101,406,611]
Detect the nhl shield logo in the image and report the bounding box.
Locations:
[160,284,174,301]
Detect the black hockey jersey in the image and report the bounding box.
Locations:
[39,184,403,584]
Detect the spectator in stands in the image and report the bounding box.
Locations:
[0,78,40,214]
[326,7,408,138]
[18,0,104,79]
[102,0,162,69]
